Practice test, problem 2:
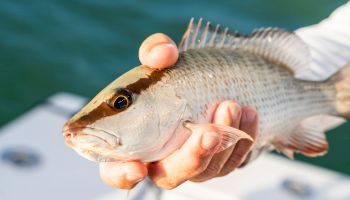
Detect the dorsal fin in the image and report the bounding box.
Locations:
[179,18,311,79]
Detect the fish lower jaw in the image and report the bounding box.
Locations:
[72,147,121,162]
[66,135,114,151]
[63,127,121,149]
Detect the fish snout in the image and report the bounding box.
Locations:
[62,120,84,134]
[62,122,83,144]
[62,123,122,152]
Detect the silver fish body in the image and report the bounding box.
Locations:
[149,48,337,156]
[63,20,350,163]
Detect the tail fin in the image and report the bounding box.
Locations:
[335,64,350,118]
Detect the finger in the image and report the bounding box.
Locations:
[191,101,241,182]
[99,161,147,189]
[239,107,259,141]
[148,127,221,189]
[139,33,179,69]
[218,107,258,176]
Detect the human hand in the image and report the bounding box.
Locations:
[99,33,259,189]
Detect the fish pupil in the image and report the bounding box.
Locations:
[114,96,128,109]
[110,88,133,111]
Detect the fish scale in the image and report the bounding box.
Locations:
[162,48,336,148]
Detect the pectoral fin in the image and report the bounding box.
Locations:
[272,115,346,159]
[184,122,253,153]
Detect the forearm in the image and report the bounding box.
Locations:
[296,1,350,81]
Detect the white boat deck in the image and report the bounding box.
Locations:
[1,93,349,200]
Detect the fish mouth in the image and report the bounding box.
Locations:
[63,127,121,153]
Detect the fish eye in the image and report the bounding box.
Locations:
[110,88,133,110]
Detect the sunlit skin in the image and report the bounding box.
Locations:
[138,33,179,69]
[99,33,259,189]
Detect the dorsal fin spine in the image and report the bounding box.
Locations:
[219,27,229,47]
[199,22,210,48]
[178,18,312,79]
[191,18,202,48]
[179,18,193,51]
[209,24,219,46]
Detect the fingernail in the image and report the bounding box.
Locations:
[201,132,220,150]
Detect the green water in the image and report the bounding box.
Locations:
[1,0,349,174]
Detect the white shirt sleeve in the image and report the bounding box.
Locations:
[295,1,350,81]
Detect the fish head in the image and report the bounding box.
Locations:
[63,66,189,162]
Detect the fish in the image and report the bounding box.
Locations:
[63,18,350,164]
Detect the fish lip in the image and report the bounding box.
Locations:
[63,127,121,149]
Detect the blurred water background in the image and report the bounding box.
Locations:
[0,0,349,174]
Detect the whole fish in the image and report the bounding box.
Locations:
[63,19,350,164]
